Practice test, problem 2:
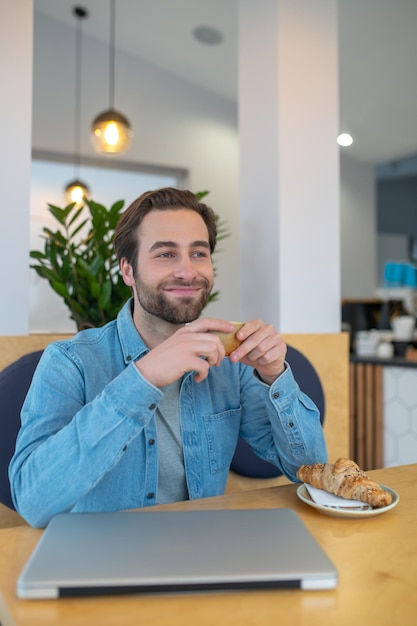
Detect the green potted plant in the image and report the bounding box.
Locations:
[30,192,229,330]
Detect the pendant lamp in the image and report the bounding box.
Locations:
[91,0,133,154]
[65,6,90,205]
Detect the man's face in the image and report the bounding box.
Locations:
[126,208,214,324]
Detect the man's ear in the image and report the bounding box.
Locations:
[120,258,135,287]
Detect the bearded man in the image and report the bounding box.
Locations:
[9,187,327,528]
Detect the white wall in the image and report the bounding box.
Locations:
[340,153,377,299]
[239,0,340,332]
[0,1,33,334]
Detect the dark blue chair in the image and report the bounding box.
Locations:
[230,345,325,478]
[0,350,43,509]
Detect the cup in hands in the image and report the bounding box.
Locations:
[211,322,244,356]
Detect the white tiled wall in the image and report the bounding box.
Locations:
[383,367,417,466]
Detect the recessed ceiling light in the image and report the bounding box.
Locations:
[193,25,223,46]
[337,133,353,147]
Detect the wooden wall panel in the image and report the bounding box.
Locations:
[0,335,72,371]
[283,333,350,463]
[349,362,383,471]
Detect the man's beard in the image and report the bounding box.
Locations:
[134,274,212,324]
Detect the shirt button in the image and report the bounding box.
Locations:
[122,445,127,451]
[147,492,155,500]
[148,439,155,446]
[149,403,156,410]
[126,355,132,361]
[288,421,294,428]
[273,392,280,399]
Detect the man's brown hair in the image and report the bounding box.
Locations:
[114,187,218,270]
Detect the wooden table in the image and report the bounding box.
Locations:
[1,464,416,626]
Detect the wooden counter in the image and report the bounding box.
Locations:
[0,464,416,626]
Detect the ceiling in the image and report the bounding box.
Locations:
[34,0,417,168]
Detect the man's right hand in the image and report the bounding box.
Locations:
[135,318,235,387]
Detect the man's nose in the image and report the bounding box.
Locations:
[174,255,196,279]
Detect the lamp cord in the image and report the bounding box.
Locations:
[109,0,115,110]
[73,7,87,177]
[74,13,82,176]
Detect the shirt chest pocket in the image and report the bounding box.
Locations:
[203,407,241,474]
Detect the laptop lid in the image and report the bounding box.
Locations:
[17,508,338,598]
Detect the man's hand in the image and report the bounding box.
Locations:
[135,319,235,387]
[228,319,287,385]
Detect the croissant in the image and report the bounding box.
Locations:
[296,458,392,508]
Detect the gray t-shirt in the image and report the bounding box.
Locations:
[155,379,189,504]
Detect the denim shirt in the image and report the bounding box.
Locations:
[9,299,327,528]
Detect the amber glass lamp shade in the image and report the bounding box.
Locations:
[64,179,90,205]
[91,109,133,154]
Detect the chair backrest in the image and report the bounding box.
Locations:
[0,334,72,510]
[230,344,325,478]
[0,351,43,509]
[228,333,350,488]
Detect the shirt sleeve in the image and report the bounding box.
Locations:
[238,363,328,481]
[8,344,161,527]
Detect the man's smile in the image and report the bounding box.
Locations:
[164,286,202,296]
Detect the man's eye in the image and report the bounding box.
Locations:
[192,250,209,258]
[158,252,173,258]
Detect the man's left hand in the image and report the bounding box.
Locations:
[228,320,286,385]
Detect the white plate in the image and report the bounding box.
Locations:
[296,483,400,519]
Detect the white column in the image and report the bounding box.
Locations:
[238,0,340,332]
[0,0,33,334]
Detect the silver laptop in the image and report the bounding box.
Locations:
[17,508,338,598]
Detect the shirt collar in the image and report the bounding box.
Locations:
[116,297,149,364]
